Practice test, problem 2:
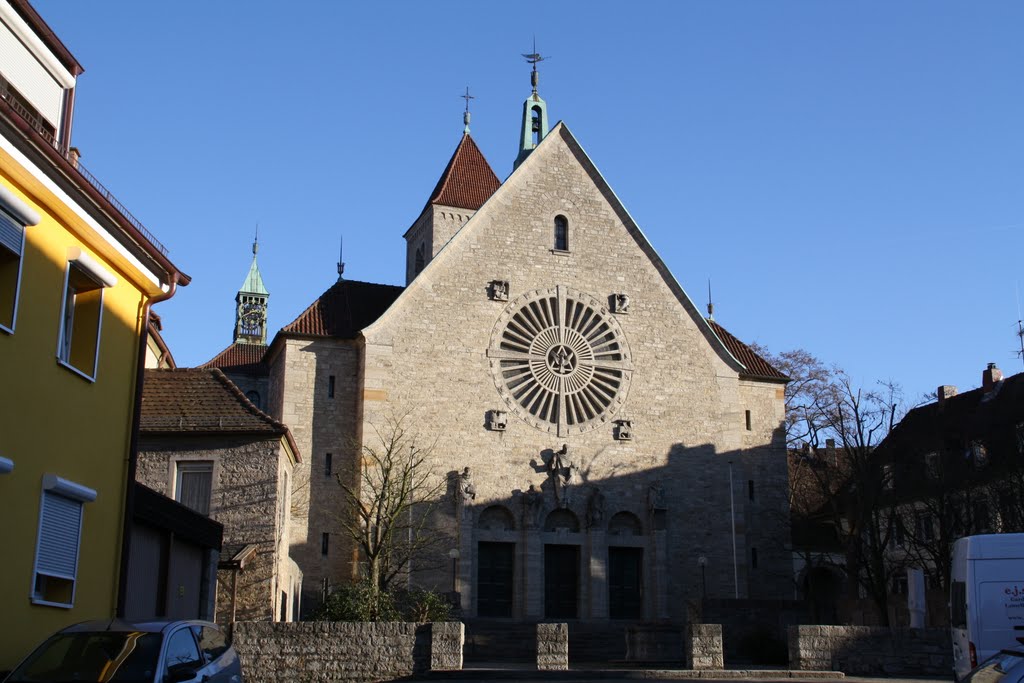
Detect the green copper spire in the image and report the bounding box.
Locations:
[514,41,549,170]
[234,231,269,345]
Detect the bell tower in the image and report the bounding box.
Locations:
[234,234,269,345]
[514,42,549,170]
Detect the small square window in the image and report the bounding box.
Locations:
[176,461,213,516]
[56,250,116,381]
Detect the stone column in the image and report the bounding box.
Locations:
[430,622,464,671]
[652,530,669,619]
[524,531,543,618]
[537,623,568,671]
[587,529,607,618]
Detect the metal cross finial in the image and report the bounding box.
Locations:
[462,86,474,133]
[253,223,259,255]
[337,235,345,281]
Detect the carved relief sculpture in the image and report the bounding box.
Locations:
[490,280,510,301]
[613,292,630,314]
[488,410,508,431]
[614,419,633,441]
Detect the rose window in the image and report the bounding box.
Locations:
[488,286,632,435]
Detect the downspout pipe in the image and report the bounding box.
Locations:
[116,273,179,617]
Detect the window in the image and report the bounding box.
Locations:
[973,500,990,534]
[969,440,989,468]
[924,452,940,479]
[744,410,752,431]
[32,475,96,607]
[163,628,202,679]
[553,215,568,251]
[892,575,908,595]
[245,390,261,410]
[883,464,894,490]
[747,479,755,501]
[0,186,39,333]
[56,249,116,381]
[751,547,758,569]
[892,519,905,548]
[915,512,934,542]
[191,625,228,663]
[324,453,333,477]
[321,532,329,557]
[414,244,425,275]
[175,461,213,516]
[328,375,335,398]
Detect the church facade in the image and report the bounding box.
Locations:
[205,72,791,621]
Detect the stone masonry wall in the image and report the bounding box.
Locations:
[232,621,463,682]
[537,623,569,670]
[788,625,952,676]
[686,623,724,670]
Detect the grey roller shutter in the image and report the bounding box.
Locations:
[0,210,22,256]
[37,491,82,580]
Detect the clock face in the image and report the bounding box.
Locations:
[240,302,265,330]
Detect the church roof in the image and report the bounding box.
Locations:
[425,133,501,211]
[140,368,300,460]
[282,279,404,339]
[706,320,789,382]
[200,342,267,374]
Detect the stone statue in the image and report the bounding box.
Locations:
[459,467,476,503]
[614,293,630,314]
[648,481,666,513]
[524,483,543,528]
[586,488,605,529]
[548,444,573,508]
[562,462,580,509]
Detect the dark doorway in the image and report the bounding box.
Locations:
[608,546,643,619]
[544,544,579,619]
[477,542,515,617]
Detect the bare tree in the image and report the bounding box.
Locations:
[335,411,446,600]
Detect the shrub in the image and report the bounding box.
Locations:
[311,581,451,622]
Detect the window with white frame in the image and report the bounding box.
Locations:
[56,248,116,380]
[32,474,96,607]
[175,461,213,516]
[0,185,40,334]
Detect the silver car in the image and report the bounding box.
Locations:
[2,619,243,683]
[964,648,1024,683]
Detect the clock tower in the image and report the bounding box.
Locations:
[234,237,269,345]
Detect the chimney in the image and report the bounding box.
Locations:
[937,385,957,405]
[982,363,1003,393]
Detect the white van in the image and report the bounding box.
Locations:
[951,533,1024,679]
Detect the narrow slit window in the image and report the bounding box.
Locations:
[554,215,569,251]
[751,547,758,569]
[321,533,329,557]
[328,375,335,398]
[325,453,333,477]
[744,410,752,431]
[748,480,754,501]
[414,245,425,275]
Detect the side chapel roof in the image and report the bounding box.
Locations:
[706,320,789,382]
[140,368,300,460]
[281,279,404,339]
[201,342,267,374]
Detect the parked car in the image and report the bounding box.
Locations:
[2,619,242,683]
[963,647,1024,683]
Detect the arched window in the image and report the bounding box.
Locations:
[246,390,261,410]
[554,215,568,251]
[608,511,643,536]
[544,509,580,533]
[477,505,516,532]
[531,106,543,146]
[414,245,425,275]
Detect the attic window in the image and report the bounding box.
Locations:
[554,215,569,252]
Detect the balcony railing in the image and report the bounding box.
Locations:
[0,86,169,256]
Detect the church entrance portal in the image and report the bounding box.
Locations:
[477,542,514,617]
[608,546,643,619]
[544,544,579,619]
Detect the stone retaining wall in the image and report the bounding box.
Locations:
[686,624,724,670]
[537,623,569,671]
[788,625,951,676]
[233,621,463,682]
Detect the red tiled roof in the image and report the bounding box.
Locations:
[200,342,267,374]
[282,279,403,339]
[707,320,789,382]
[426,134,500,211]
[140,368,300,460]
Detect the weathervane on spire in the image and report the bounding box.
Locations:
[462,86,475,134]
[522,37,547,94]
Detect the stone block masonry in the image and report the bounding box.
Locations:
[686,623,724,670]
[788,625,952,676]
[537,623,569,670]
[232,621,463,682]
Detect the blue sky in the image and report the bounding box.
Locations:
[34,1,1024,405]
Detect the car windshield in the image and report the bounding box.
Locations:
[967,650,1024,683]
[7,631,162,683]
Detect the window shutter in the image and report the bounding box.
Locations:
[37,491,82,580]
[0,210,23,256]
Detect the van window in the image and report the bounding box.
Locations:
[951,580,967,629]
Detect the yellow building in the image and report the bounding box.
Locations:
[0,0,188,670]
